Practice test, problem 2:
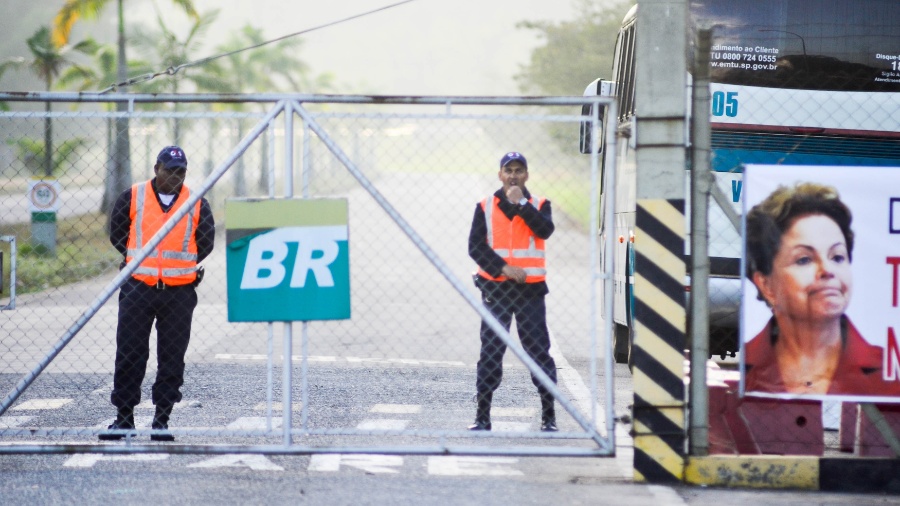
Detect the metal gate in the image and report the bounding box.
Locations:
[0,93,618,457]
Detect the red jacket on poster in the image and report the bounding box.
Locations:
[745,316,900,397]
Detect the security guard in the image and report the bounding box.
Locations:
[100,145,214,441]
[467,151,558,432]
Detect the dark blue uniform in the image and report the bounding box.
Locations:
[108,180,214,410]
[468,188,557,397]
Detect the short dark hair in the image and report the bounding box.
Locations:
[746,182,854,284]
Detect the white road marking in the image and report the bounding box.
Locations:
[308,454,403,474]
[133,400,198,410]
[226,417,283,430]
[492,407,537,418]
[491,421,531,433]
[427,456,523,476]
[370,404,421,414]
[187,454,283,471]
[11,399,71,410]
[64,454,169,468]
[647,485,688,506]
[0,416,33,428]
[549,331,633,479]
[356,419,409,430]
[216,354,268,360]
[215,354,463,366]
[346,357,465,367]
[307,454,341,472]
[292,355,337,362]
[252,402,303,412]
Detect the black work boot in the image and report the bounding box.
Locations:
[467,392,492,431]
[540,394,558,432]
[99,407,135,441]
[150,404,175,442]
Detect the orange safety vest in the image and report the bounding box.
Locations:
[476,195,547,283]
[126,181,201,287]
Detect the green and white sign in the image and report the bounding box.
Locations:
[226,198,350,322]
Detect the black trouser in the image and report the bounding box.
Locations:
[111,277,197,409]
[476,291,557,396]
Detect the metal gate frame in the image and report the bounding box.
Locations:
[0,93,618,457]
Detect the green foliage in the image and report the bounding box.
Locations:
[1,212,120,295]
[205,24,334,98]
[515,0,634,151]
[516,0,634,95]
[129,8,221,95]
[7,137,88,176]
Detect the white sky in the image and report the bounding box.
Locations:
[123,0,582,95]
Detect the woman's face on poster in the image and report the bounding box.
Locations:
[754,214,852,323]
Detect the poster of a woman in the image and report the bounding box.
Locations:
[742,165,900,401]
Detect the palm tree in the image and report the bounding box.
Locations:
[57,43,152,213]
[130,8,220,146]
[1,27,97,177]
[205,25,334,195]
[52,0,199,211]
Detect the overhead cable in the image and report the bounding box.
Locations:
[97,0,418,93]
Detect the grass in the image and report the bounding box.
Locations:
[0,212,121,296]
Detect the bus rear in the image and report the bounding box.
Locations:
[586,0,900,362]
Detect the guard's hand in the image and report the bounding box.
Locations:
[506,185,524,204]
[501,265,527,284]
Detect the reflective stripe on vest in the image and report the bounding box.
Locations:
[126,182,201,287]
[477,195,547,283]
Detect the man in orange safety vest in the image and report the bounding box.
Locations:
[467,151,558,432]
[101,145,215,442]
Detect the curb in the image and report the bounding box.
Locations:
[685,455,900,492]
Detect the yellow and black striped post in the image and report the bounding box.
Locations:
[632,199,686,483]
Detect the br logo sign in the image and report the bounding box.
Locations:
[226,199,350,322]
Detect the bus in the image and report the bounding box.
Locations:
[583,0,900,364]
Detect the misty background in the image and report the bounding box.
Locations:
[0,0,624,96]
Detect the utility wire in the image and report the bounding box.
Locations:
[97,0,418,94]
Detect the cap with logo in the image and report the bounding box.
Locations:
[500,151,527,169]
[157,146,188,170]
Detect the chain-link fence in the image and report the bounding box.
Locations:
[0,94,619,456]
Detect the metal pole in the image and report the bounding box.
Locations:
[266,121,277,432]
[0,236,15,310]
[299,110,311,432]
[690,28,713,456]
[282,101,295,446]
[602,103,619,445]
[0,102,286,417]
[588,104,600,430]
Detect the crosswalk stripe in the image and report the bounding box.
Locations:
[370,404,421,414]
[0,416,33,428]
[11,399,71,410]
[491,421,531,433]
[356,419,409,430]
[427,456,523,476]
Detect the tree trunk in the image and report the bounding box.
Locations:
[43,101,52,177]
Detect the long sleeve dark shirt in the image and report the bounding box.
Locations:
[109,179,215,266]
[468,188,554,298]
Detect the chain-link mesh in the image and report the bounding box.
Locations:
[0,95,616,456]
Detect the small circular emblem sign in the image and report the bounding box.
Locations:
[28,180,61,212]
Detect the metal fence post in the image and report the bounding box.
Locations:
[690,28,713,457]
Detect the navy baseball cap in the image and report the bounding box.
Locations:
[157,145,188,169]
[500,151,527,168]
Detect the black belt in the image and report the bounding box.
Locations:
[153,280,189,290]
